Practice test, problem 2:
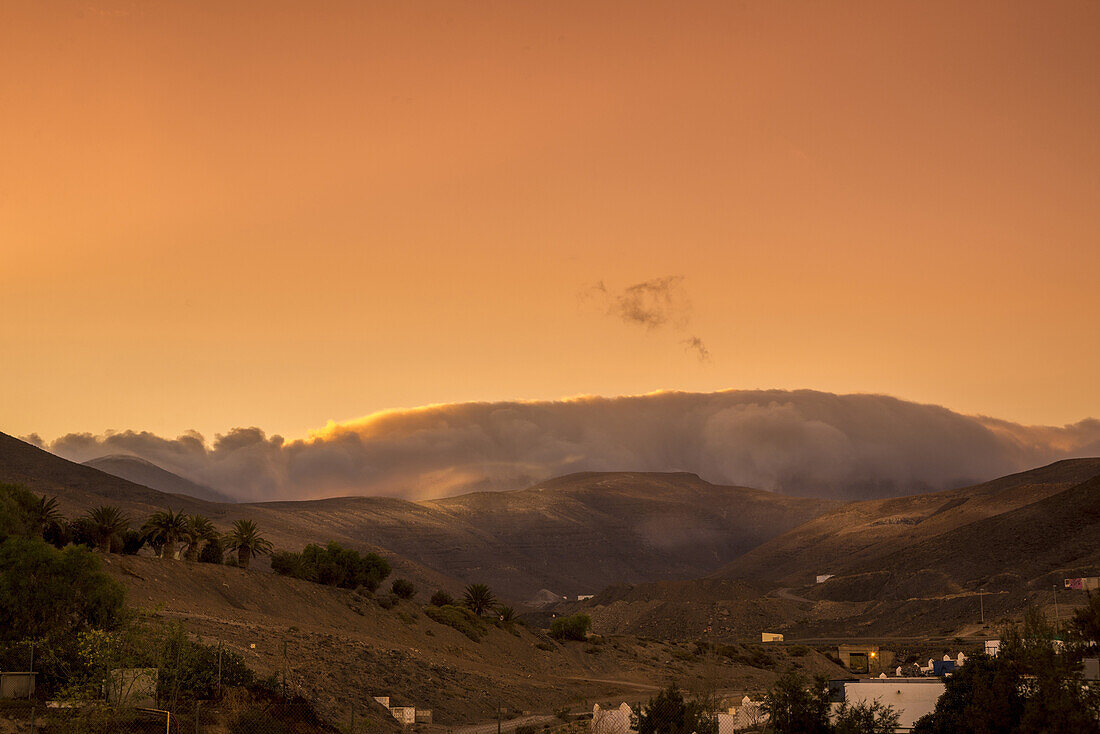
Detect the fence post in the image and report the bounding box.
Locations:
[29,701,36,734]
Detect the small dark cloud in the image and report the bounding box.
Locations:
[682,336,710,361]
[609,275,690,330]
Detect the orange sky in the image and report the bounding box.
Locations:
[2,0,1098,441]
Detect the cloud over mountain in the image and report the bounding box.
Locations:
[41,390,1100,502]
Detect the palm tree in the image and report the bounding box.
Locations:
[181,515,218,562]
[142,508,189,559]
[224,520,273,570]
[84,506,130,553]
[29,495,63,538]
[463,583,497,616]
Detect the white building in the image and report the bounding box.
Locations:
[830,678,944,731]
[718,697,767,734]
[591,702,633,734]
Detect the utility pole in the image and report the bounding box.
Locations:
[1053,584,1061,632]
[979,588,984,625]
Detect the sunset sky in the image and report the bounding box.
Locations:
[3,0,1099,443]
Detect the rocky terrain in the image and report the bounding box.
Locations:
[99,555,845,727]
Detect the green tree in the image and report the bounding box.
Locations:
[1070,592,1100,645]
[497,606,516,623]
[84,506,130,553]
[0,535,126,640]
[181,515,217,562]
[913,608,1100,734]
[463,583,497,616]
[142,508,188,559]
[761,671,830,734]
[0,483,40,540]
[224,519,273,570]
[832,698,901,734]
[636,684,716,734]
[29,495,64,538]
[549,613,591,641]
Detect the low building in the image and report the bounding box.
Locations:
[391,706,416,725]
[0,672,36,699]
[761,632,784,643]
[374,696,391,708]
[106,668,158,708]
[1064,577,1100,591]
[829,678,944,731]
[816,574,835,584]
[415,709,433,724]
[837,644,894,675]
[985,639,1001,657]
[1084,658,1099,682]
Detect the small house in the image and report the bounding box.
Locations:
[761,632,784,643]
[0,672,36,699]
[837,644,893,674]
[391,706,416,725]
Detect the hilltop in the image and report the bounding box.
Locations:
[568,460,1100,640]
[84,454,236,503]
[0,432,837,601]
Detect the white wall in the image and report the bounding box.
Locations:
[836,679,944,730]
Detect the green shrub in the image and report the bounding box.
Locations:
[198,537,225,564]
[231,709,290,734]
[391,578,416,599]
[535,641,555,651]
[430,590,455,607]
[549,613,591,641]
[270,541,390,591]
[790,645,810,657]
[424,604,487,642]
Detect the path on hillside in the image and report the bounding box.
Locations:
[776,587,813,603]
[453,714,559,734]
[562,676,662,691]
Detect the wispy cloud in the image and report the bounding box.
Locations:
[584,276,710,358]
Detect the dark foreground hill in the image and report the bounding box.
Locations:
[0,432,837,600]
